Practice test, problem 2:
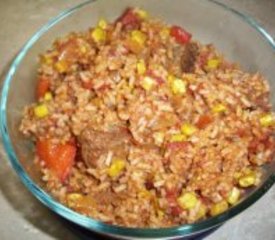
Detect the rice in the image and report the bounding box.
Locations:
[19,8,275,228]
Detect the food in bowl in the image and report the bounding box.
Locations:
[19,8,275,227]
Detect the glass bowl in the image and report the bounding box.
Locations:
[1,0,275,239]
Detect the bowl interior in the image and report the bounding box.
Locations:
[1,0,275,238]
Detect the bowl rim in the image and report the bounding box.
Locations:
[1,0,275,238]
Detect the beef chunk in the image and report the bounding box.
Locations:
[78,126,131,168]
[181,42,199,73]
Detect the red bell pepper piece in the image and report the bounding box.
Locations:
[196,114,213,129]
[116,8,140,29]
[36,76,50,99]
[170,25,192,45]
[36,139,76,182]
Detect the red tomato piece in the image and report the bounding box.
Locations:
[170,25,192,45]
[167,141,189,151]
[36,139,76,182]
[36,76,50,99]
[82,81,93,90]
[196,114,213,129]
[116,8,140,29]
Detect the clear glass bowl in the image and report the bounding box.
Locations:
[1,0,275,239]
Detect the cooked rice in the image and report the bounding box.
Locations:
[20,8,275,228]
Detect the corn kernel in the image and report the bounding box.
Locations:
[160,28,170,39]
[181,123,197,136]
[139,190,151,199]
[135,9,149,19]
[153,132,165,145]
[41,55,53,65]
[131,30,147,46]
[44,92,52,101]
[91,27,106,43]
[177,192,198,210]
[260,114,274,127]
[239,173,256,188]
[67,193,83,207]
[227,187,241,205]
[212,103,227,113]
[206,58,220,70]
[141,76,156,91]
[98,18,108,29]
[107,159,126,178]
[34,104,49,118]
[170,133,186,142]
[233,172,242,179]
[67,193,83,202]
[157,209,164,219]
[195,203,207,220]
[210,200,228,216]
[80,45,88,54]
[137,59,146,75]
[55,60,68,73]
[171,78,186,96]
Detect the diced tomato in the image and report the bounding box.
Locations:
[170,205,182,216]
[167,141,189,151]
[36,139,76,182]
[235,128,249,138]
[166,189,177,203]
[36,76,50,99]
[165,188,183,215]
[196,114,213,129]
[170,25,192,45]
[82,81,93,90]
[116,8,140,29]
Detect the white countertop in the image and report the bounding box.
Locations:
[0,1,275,239]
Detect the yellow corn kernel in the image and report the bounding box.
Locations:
[195,203,207,220]
[157,209,164,219]
[153,132,165,145]
[177,192,198,210]
[44,92,52,101]
[233,172,242,179]
[170,78,186,96]
[34,104,49,118]
[55,60,68,73]
[107,159,126,178]
[98,18,108,29]
[41,55,53,65]
[260,113,274,127]
[131,30,147,46]
[170,133,186,142]
[206,58,220,70]
[210,200,229,216]
[227,187,241,205]
[239,173,256,188]
[67,193,83,202]
[141,76,155,91]
[160,28,170,39]
[135,8,149,19]
[138,190,151,199]
[137,59,146,75]
[67,193,83,207]
[80,45,88,54]
[212,103,227,113]
[181,123,197,136]
[91,27,106,43]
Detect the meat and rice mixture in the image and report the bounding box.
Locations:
[20,8,275,227]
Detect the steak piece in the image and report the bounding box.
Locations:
[78,126,131,168]
[181,42,199,73]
